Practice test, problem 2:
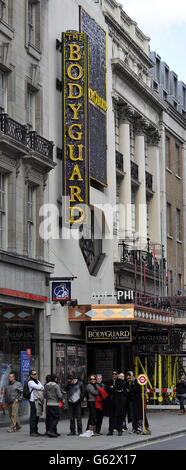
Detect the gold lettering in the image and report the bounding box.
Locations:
[68,124,83,140]
[88,87,107,111]
[69,186,84,202]
[67,63,83,80]
[68,83,83,99]
[68,144,84,161]
[68,43,81,61]
[68,103,82,120]
[70,206,85,223]
[69,164,83,181]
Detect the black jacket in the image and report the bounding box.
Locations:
[65,379,84,405]
[176,380,186,396]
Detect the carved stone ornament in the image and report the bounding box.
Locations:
[147,126,161,145]
[118,103,134,123]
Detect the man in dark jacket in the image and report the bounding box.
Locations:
[176,375,186,414]
[4,372,23,433]
[105,370,118,435]
[65,375,84,436]
[44,374,62,437]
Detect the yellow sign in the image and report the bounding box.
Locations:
[62,32,90,224]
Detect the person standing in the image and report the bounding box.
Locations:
[28,369,44,437]
[95,374,105,435]
[44,374,63,437]
[176,375,186,415]
[85,375,99,435]
[4,372,23,433]
[65,374,84,436]
[126,371,142,433]
[105,370,118,436]
[117,372,128,432]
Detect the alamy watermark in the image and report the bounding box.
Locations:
[39,197,147,244]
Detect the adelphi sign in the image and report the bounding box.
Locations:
[62,32,89,224]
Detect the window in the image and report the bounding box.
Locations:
[27,184,35,257]
[175,143,181,176]
[155,58,160,81]
[0,0,6,20]
[165,67,169,90]
[0,70,6,112]
[0,0,12,25]
[165,136,170,169]
[176,208,181,241]
[173,76,177,99]
[167,203,172,237]
[26,87,35,128]
[27,0,40,49]
[0,172,6,248]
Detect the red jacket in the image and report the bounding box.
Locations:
[95,387,108,410]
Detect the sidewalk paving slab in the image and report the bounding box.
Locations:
[0,411,186,451]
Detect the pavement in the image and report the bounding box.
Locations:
[1,409,186,451]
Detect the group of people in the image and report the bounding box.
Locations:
[85,370,151,436]
[4,368,151,437]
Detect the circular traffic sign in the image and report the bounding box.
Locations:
[137,374,148,386]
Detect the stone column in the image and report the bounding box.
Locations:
[134,118,148,249]
[147,129,161,246]
[118,106,133,240]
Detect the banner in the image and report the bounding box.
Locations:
[80,7,108,186]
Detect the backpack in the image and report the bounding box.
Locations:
[23,379,31,399]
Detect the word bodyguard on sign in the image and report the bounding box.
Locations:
[86,325,132,343]
[62,32,89,225]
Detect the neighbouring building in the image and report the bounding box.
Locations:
[0,0,55,420]
[150,51,186,298]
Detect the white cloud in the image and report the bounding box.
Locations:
[122,0,186,26]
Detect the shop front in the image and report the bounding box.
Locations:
[68,303,184,404]
[0,281,50,423]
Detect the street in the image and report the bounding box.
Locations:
[125,433,186,450]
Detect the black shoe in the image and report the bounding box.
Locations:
[67,432,76,436]
[47,432,58,437]
[30,433,40,437]
[118,431,122,436]
[107,431,113,436]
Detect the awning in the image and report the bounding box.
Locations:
[68,304,175,326]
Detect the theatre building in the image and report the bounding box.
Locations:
[48,0,186,401]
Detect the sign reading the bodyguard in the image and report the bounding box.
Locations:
[86,325,132,343]
[62,31,90,225]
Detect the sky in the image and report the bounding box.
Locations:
[119,0,186,83]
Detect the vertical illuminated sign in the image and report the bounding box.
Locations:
[62,32,89,224]
[80,8,108,187]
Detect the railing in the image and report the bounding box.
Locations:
[146,171,153,191]
[0,114,27,145]
[28,131,54,160]
[131,160,139,181]
[0,113,54,160]
[116,150,124,172]
[117,241,163,274]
